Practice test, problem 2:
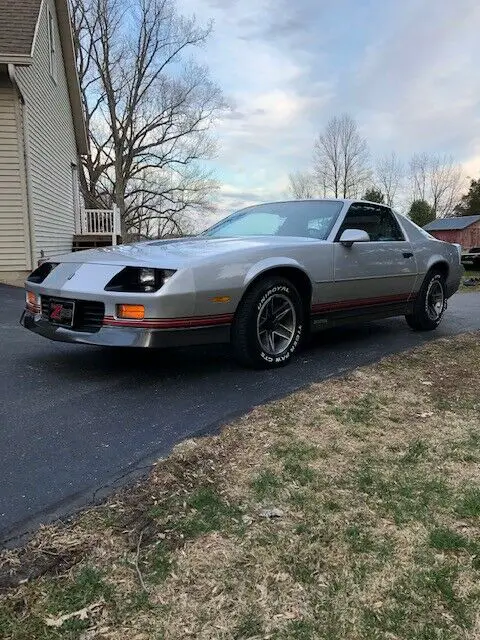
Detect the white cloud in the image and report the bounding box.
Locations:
[177,0,480,213]
[462,153,480,180]
[352,0,480,161]
[176,0,334,210]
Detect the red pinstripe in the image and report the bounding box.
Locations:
[103,313,234,329]
[311,293,412,313]
[102,294,412,329]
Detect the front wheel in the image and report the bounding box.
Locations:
[231,277,305,369]
[405,270,447,331]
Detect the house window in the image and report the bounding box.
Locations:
[47,8,57,81]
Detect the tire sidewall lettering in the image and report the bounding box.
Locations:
[256,285,291,313]
[256,284,300,363]
[241,278,304,367]
[258,320,303,364]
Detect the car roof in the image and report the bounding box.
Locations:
[245,198,391,208]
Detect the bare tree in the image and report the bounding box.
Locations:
[288,171,316,199]
[429,156,464,218]
[408,153,463,218]
[409,152,430,203]
[71,0,225,235]
[375,152,403,207]
[314,116,342,198]
[313,114,370,199]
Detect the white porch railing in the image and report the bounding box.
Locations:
[76,205,121,245]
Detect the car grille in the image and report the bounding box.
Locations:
[41,296,105,332]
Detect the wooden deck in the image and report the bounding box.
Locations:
[72,235,122,251]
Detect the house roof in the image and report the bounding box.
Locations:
[0,0,42,63]
[423,215,480,232]
[0,0,88,155]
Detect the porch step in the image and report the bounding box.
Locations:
[72,235,122,252]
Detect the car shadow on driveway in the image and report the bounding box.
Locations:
[19,321,401,382]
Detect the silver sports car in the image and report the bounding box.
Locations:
[22,199,463,368]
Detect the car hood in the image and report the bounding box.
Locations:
[50,236,323,268]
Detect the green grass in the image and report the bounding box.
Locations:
[281,549,318,585]
[344,525,377,554]
[328,393,382,426]
[251,469,283,500]
[429,527,471,552]
[47,566,114,615]
[446,430,480,463]
[355,465,451,524]
[363,564,474,638]
[146,545,174,583]
[401,439,429,464]
[272,619,317,639]
[0,568,118,639]
[455,487,480,518]
[0,602,62,640]
[233,611,264,639]
[324,499,341,512]
[283,459,316,486]
[271,440,318,463]
[174,486,241,539]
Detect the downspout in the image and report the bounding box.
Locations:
[8,63,36,269]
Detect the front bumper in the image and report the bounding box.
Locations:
[20,311,231,348]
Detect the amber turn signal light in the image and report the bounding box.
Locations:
[116,304,145,320]
[26,291,40,308]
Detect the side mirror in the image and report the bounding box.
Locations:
[339,229,370,248]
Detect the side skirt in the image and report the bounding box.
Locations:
[310,300,415,332]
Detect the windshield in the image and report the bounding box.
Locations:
[203,201,344,240]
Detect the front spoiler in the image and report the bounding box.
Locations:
[20,311,231,348]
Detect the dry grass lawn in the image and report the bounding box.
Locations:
[1,333,480,640]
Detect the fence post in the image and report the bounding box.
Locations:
[112,205,120,245]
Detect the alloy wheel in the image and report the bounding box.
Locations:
[426,279,444,321]
[256,293,297,356]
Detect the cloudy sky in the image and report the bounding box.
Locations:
[177,0,480,217]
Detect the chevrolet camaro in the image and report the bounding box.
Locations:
[21,199,463,368]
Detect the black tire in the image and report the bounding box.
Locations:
[405,270,447,331]
[231,276,305,369]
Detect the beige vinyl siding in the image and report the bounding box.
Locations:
[0,82,30,270]
[15,0,78,261]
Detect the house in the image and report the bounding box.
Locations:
[0,0,89,285]
[423,215,480,249]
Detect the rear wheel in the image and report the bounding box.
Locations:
[405,270,447,331]
[231,277,304,369]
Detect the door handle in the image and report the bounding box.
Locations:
[403,252,414,258]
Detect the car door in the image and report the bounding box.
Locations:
[331,202,418,313]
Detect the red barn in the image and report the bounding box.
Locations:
[423,215,480,249]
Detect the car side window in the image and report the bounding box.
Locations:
[336,203,405,242]
[307,217,333,239]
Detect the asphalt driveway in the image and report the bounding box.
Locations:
[1,284,479,544]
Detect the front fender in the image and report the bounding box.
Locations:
[244,257,311,288]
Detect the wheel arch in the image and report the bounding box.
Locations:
[426,259,449,280]
[240,261,313,314]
